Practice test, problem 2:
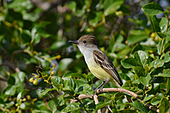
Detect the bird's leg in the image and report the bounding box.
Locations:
[99,79,110,93]
[94,81,105,94]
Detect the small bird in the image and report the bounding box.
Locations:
[69,35,123,91]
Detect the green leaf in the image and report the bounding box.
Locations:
[62,103,80,112]
[21,30,31,43]
[154,74,170,77]
[134,51,148,67]
[157,40,164,55]
[119,73,130,80]
[58,58,73,71]
[157,32,166,38]
[166,78,170,94]
[104,0,124,16]
[151,98,160,105]
[75,84,94,95]
[96,101,111,111]
[63,71,73,78]
[159,17,168,33]
[159,97,169,113]
[142,2,164,15]
[7,0,33,11]
[121,58,141,68]
[131,101,148,112]
[5,101,15,108]
[140,73,151,86]
[7,75,15,85]
[63,72,84,78]
[89,11,103,26]
[131,44,152,54]
[133,66,145,77]
[50,40,68,50]
[150,59,164,68]
[51,76,63,88]
[17,89,29,100]
[48,100,56,112]
[143,94,154,102]
[127,30,148,45]
[66,1,76,13]
[41,88,57,96]
[62,77,75,93]
[150,15,161,32]
[5,85,17,96]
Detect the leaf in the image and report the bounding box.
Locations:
[75,84,94,95]
[66,1,76,13]
[154,74,170,77]
[143,94,154,102]
[5,85,17,96]
[134,51,148,67]
[159,17,168,33]
[63,71,73,78]
[117,110,137,113]
[150,59,164,68]
[140,73,151,86]
[41,88,58,96]
[157,32,166,39]
[127,30,148,45]
[89,11,103,27]
[133,66,145,77]
[131,44,152,54]
[48,100,56,112]
[7,75,15,85]
[96,101,111,111]
[62,77,75,94]
[5,101,15,108]
[131,101,148,112]
[166,78,170,94]
[21,30,31,43]
[142,2,164,15]
[58,58,73,71]
[159,97,169,113]
[62,103,80,112]
[119,73,130,80]
[104,0,124,16]
[151,98,160,105]
[50,40,68,50]
[51,76,63,88]
[121,58,141,68]
[150,15,161,32]
[157,40,164,55]
[17,89,29,100]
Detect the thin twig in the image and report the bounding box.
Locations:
[93,94,102,113]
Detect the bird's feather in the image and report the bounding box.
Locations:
[93,50,123,86]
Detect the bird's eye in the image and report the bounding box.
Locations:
[83,40,87,43]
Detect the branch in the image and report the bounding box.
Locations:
[0,62,20,72]
[71,88,159,113]
[93,95,102,113]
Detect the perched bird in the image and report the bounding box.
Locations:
[69,35,132,102]
[69,35,123,87]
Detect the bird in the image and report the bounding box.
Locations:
[69,35,122,87]
[69,35,132,102]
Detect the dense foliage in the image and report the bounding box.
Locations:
[0,0,170,112]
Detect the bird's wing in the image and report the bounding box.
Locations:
[93,50,123,86]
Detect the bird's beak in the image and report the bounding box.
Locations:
[68,40,79,44]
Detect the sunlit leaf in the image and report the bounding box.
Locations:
[142,2,164,15]
[62,103,80,112]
